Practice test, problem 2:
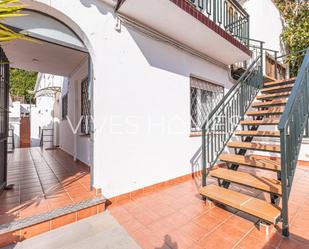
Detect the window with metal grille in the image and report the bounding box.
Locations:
[190,77,224,132]
[62,94,68,120]
[81,78,91,135]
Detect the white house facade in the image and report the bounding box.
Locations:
[0,0,308,243]
[3,0,252,198]
[239,0,285,54]
[32,73,64,147]
[8,101,21,150]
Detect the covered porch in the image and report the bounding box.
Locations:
[0,148,105,247]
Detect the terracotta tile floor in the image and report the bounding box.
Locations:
[109,163,309,249]
[0,148,95,224]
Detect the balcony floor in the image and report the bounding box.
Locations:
[0,148,96,225]
[109,163,309,249]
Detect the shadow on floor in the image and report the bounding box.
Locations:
[264,230,309,249]
[155,235,178,249]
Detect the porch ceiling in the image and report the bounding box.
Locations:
[1,38,88,76]
[117,0,251,65]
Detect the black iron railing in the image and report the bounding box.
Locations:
[201,40,264,186]
[0,47,9,191]
[189,0,249,46]
[278,48,309,237]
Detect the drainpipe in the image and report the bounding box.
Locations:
[73,80,78,162]
[88,57,94,190]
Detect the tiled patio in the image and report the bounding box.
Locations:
[108,163,309,249]
[0,148,95,225]
[2,148,309,248]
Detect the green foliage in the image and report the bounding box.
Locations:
[0,0,28,41]
[10,68,37,103]
[273,0,309,75]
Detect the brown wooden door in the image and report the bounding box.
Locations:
[20,117,30,148]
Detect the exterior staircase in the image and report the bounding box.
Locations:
[200,48,309,237]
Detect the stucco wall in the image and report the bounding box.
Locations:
[59,59,91,166]
[25,0,236,198]
[93,9,234,197]
[241,0,285,54]
[30,99,54,147]
[32,74,64,147]
[9,102,21,148]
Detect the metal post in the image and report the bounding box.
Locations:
[213,0,217,23]
[202,126,207,187]
[30,95,32,147]
[52,94,55,148]
[305,68,309,137]
[274,51,278,80]
[88,56,94,191]
[260,42,264,87]
[247,17,250,46]
[239,83,244,119]
[4,57,9,187]
[280,129,289,237]
[307,68,309,112]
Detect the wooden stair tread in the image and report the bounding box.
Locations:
[246,107,285,116]
[235,130,280,138]
[210,168,282,195]
[257,91,291,100]
[200,184,281,224]
[219,154,281,171]
[264,78,296,87]
[240,119,280,125]
[252,99,288,108]
[261,84,294,94]
[227,141,280,153]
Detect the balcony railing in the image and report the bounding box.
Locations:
[188,0,249,46]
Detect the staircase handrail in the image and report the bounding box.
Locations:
[278,48,309,237]
[201,40,264,187]
[201,55,262,131]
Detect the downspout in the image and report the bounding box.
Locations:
[88,56,94,190]
[73,80,78,162]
